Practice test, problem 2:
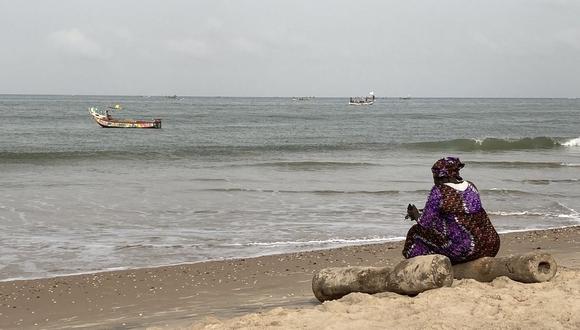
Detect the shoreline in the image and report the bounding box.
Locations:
[2,225,577,284]
[0,236,407,284]
[1,225,579,329]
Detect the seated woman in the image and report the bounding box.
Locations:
[403,157,500,264]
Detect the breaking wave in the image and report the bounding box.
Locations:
[562,137,580,147]
[504,179,580,185]
[482,188,567,198]
[468,161,566,169]
[404,136,580,151]
[2,136,579,165]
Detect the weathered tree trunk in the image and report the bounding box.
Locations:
[387,254,454,295]
[453,252,557,283]
[312,252,557,303]
[311,266,390,302]
[312,254,453,302]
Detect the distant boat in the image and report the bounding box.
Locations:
[165,95,184,100]
[349,91,375,105]
[89,106,161,129]
[400,95,412,100]
[292,96,315,101]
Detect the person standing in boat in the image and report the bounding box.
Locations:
[402,157,500,264]
[106,104,121,120]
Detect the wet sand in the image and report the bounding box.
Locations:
[1,226,579,329]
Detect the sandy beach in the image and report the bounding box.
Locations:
[1,226,579,329]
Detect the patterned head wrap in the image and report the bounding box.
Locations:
[431,157,465,180]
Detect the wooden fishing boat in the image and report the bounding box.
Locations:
[89,107,161,129]
[349,91,375,106]
[348,99,375,106]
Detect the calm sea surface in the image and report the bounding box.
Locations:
[1,95,579,280]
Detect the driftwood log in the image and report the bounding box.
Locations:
[453,252,557,283]
[312,252,557,302]
[312,254,453,302]
[387,254,454,295]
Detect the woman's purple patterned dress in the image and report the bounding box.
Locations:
[402,181,500,264]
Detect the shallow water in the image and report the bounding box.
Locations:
[1,95,579,280]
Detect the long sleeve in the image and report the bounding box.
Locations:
[417,185,442,229]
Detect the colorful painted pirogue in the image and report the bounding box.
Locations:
[89,106,161,129]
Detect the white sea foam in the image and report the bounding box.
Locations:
[227,237,405,248]
[562,137,580,147]
[560,163,580,167]
[556,202,580,215]
[489,206,580,222]
[488,211,547,217]
[495,224,578,235]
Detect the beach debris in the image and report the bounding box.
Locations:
[312,254,453,302]
[312,266,390,302]
[386,254,453,295]
[453,252,557,283]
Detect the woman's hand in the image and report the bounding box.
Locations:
[405,204,420,221]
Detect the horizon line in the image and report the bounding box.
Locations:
[0,93,578,99]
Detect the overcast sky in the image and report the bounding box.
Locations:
[0,0,579,97]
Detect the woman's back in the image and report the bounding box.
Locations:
[439,181,482,215]
[438,182,500,262]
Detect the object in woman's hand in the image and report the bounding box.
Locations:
[406,204,420,221]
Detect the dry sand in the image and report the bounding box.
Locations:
[1,226,579,329]
[190,269,580,330]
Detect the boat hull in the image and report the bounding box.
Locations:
[348,101,374,106]
[94,117,162,128]
[90,109,161,129]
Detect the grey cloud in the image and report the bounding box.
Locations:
[167,38,213,59]
[0,0,578,97]
[48,28,110,61]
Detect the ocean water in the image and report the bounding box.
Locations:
[1,95,579,281]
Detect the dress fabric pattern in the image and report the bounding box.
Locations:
[402,181,500,264]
